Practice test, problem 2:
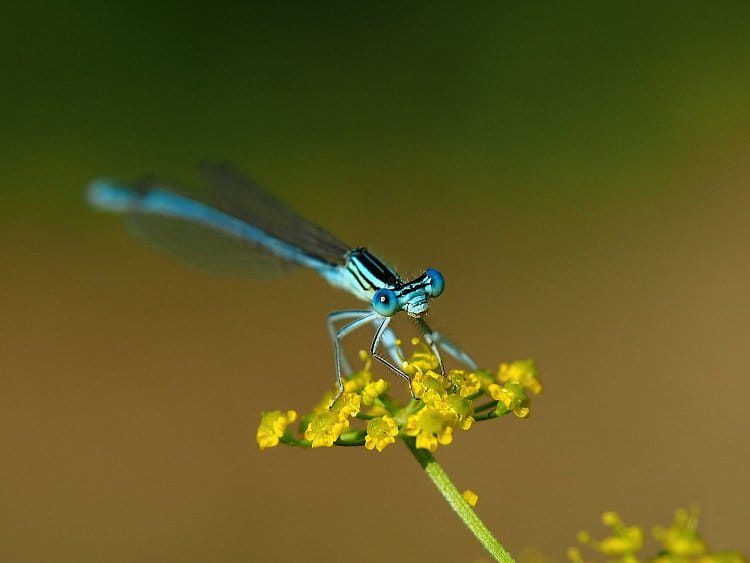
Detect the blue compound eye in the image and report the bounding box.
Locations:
[372,288,399,317]
[425,268,445,298]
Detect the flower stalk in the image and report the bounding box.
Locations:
[404,436,514,563]
[257,339,543,560]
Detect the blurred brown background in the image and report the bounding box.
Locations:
[1,3,749,562]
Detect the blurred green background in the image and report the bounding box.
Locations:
[2,3,749,561]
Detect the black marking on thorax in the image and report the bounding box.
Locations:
[346,248,400,290]
[395,273,429,297]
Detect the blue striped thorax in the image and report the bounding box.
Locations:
[342,248,445,318]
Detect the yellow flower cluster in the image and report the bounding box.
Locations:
[570,512,643,563]
[256,410,297,450]
[400,359,482,451]
[304,392,361,447]
[256,339,542,453]
[569,508,745,563]
[364,415,399,452]
[652,507,744,563]
[487,359,542,418]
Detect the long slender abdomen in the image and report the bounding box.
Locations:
[87,180,143,212]
[87,179,349,280]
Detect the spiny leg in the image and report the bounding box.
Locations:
[327,309,372,376]
[417,317,478,371]
[371,317,405,367]
[370,316,416,398]
[329,311,378,408]
[416,317,446,375]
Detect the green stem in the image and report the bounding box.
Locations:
[475,406,512,421]
[378,395,400,415]
[474,399,499,413]
[403,437,514,563]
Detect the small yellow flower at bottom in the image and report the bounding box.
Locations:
[448,369,482,397]
[462,489,479,507]
[331,392,361,419]
[443,395,475,430]
[653,507,706,558]
[489,382,530,418]
[361,379,390,406]
[498,359,542,394]
[304,411,349,448]
[364,415,399,452]
[577,511,643,560]
[257,410,297,450]
[411,370,450,405]
[404,407,455,452]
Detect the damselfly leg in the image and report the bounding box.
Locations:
[326,310,404,376]
[417,318,478,371]
[371,317,415,397]
[328,313,476,407]
[329,310,375,407]
[328,311,418,408]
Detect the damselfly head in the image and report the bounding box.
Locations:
[381,268,445,318]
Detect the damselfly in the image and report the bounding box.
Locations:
[87,163,476,404]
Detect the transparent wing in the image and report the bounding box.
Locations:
[106,163,353,279]
[198,162,351,266]
[127,212,297,278]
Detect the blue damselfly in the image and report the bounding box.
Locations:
[87,163,476,404]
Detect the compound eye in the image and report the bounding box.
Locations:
[425,268,445,298]
[372,288,399,317]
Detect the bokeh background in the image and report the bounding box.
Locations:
[2,3,749,562]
